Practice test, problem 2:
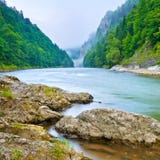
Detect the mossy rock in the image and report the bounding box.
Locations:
[4,123,51,141]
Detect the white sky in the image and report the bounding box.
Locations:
[6,0,126,49]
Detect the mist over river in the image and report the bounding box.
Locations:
[1,68,160,160]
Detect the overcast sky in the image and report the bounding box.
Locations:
[6,0,126,49]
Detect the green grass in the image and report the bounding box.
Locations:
[11,148,23,160]
[50,139,70,159]
[11,122,26,129]
[0,87,14,99]
[0,64,18,71]
[0,111,5,117]
[44,86,58,97]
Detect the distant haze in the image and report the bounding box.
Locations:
[7,0,126,49]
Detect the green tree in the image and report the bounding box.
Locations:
[0,1,73,70]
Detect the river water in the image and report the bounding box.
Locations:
[1,68,160,160]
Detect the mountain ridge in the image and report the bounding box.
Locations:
[84,0,160,68]
[80,0,139,67]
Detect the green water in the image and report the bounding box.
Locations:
[2,68,160,160]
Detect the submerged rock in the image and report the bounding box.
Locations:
[55,109,160,147]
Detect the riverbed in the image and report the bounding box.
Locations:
[1,68,160,160]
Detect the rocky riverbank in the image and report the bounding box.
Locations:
[56,109,160,148]
[0,75,93,160]
[111,65,160,77]
[0,76,93,124]
[0,122,91,160]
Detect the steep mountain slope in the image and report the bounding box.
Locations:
[0,1,73,70]
[84,0,160,68]
[81,0,139,67]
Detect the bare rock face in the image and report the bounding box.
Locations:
[0,76,93,124]
[55,109,160,147]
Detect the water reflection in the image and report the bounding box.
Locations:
[48,127,160,160]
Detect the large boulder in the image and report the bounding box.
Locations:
[55,109,160,147]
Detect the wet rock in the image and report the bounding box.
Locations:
[55,109,160,147]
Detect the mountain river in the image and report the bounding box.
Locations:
[1,68,160,160]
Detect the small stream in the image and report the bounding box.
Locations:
[1,68,160,160]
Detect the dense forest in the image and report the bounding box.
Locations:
[0,1,73,70]
[84,0,160,68]
[80,0,139,64]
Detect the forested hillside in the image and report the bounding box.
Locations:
[84,0,160,68]
[82,0,139,67]
[0,1,73,70]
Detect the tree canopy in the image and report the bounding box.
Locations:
[0,1,73,70]
[84,0,160,68]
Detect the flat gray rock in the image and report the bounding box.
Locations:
[55,109,160,147]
